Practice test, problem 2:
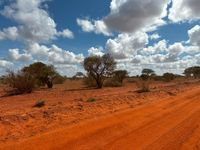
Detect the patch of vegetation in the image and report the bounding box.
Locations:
[104,79,122,87]
[22,62,60,88]
[184,66,200,79]
[136,79,150,93]
[53,74,66,84]
[142,68,156,77]
[136,68,154,93]
[2,62,66,96]
[104,70,128,87]
[33,100,45,108]
[85,69,128,88]
[127,77,138,83]
[87,98,96,102]
[83,74,97,88]
[113,70,128,84]
[4,71,36,95]
[83,54,116,89]
[72,72,85,80]
[0,76,4,84]
[163,73,176,82]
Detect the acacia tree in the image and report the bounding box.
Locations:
[83,54,116,88]
[141,68,155,81]
[73,72,85,79]
[113,70,128,84]
[22,62,59,88]
[137,69,156,92]
[142,69,155,76]
[184,66,200,78]
[163,72,176,82]
[76,72,85,77]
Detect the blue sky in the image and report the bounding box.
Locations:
[0,0,110,54]
[46,0,110,53]
[0,0,200,76]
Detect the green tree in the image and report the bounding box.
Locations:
[83,54,116,88]
[22,62,58,88]
[73,72,85,79]
[142,68,155,76]
[163,72,176,82]
[141,69,155,81]
[184,66,200,78]
[113,70,128,84]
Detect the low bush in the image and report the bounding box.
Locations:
[153,76,163,81]
[127,77,138,83]
[53,74,66,84]
[83,74,97,88]
[113,70,128,84]
[163,73,176,82]
[104,78,122,87]
[33,100,45,108]
[4,71,35,95]
[136,79,150,93]
[87,98,96,102]
[0,76,4,84]
[22,62,59,88]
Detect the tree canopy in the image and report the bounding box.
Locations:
[141,68,155,81]
[142,69,155,76]
[184,66,200,78]
[113,70,128,84]
[22,62,59,88]
[163,72,176,82]
[83,54,116,88]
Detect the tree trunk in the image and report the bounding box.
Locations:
[46,80,53,88]
[96,77,103,89]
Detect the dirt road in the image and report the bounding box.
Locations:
[1,86,200,150]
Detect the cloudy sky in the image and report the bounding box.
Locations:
[0,0,200,76]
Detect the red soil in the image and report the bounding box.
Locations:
[0,80,200,150]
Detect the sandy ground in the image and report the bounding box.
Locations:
[0,79,200,150]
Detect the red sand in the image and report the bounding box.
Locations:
[1,80,200,150]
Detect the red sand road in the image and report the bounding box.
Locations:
[1,85,200,150]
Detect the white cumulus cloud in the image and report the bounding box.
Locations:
[0,26,19,41]
[106,32,148,59]
[188,25,200,47]
[77,18,111,36]
[0,0,74,43]
[57,29,74,39]
[8,48,32,62]
[104,0,168,33]
[169,0,200,22]
[88,47,104,56]
[0,60,13,68]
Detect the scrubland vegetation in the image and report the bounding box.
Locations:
[1,62,65,95]
[1,54,200,96]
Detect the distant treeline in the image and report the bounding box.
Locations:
[1,54,200,95]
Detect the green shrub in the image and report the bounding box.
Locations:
[163,73,176,82]
[104,78,122,87]
[22,62,59,88]
[83,74,97,88]
[87,98,96,102]
[113,70,128,84]
[136,79,150,93]
[33,100,45,108]
[127,77,138,83]
[53,74,66,84]
[153,76,163,81]
[4,71,36,95]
